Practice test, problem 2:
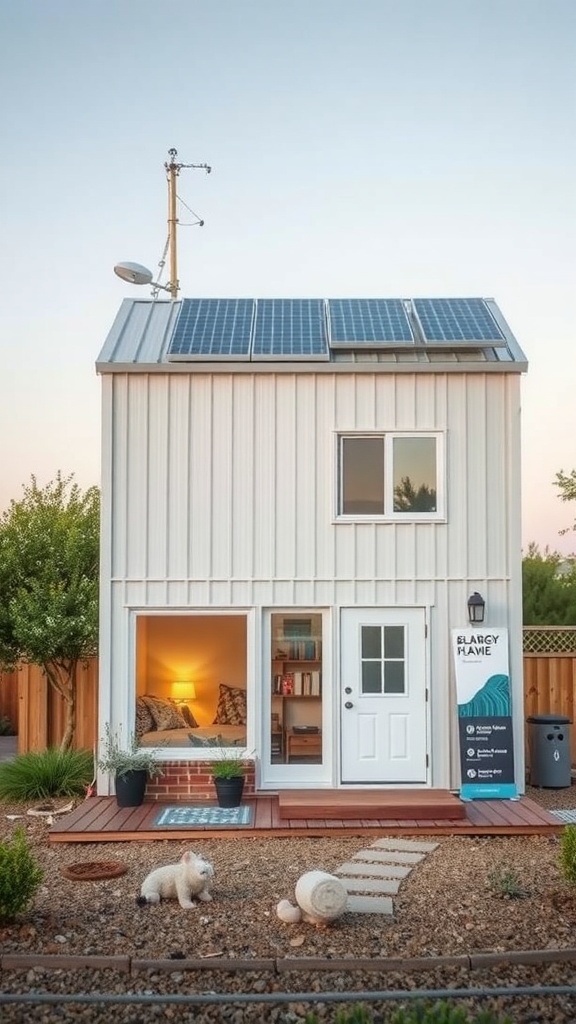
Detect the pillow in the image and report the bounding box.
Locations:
[135,697,155,739]
[188,732,223,748]
[141,695,187,731]
[212,683,247,726]
[174,702,199,728]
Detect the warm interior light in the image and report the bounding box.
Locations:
[171,680,196,702]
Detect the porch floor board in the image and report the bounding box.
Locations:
[48,792,562,842]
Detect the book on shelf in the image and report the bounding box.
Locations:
[275,639,322,661]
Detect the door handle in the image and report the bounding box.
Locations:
[344,701,353,709]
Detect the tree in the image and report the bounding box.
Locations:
[522,543,576,625]
[555,469,576,535]
[0,474,99,751]
[393,476,437,513]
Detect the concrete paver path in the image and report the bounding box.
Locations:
[335,837,438,917]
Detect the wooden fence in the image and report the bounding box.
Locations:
[1,629,575,765]
[0,661,98,752]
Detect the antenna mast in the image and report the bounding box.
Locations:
[164,147,211,300]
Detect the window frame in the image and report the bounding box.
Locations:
[335,430,445,522]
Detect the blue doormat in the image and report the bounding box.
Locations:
[550,808,576,824]
[154,805,253,828]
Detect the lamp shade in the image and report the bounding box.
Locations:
[467,592,486,624]
[171,681,196,701]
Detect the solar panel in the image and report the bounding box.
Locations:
[167,299,255,360]
[328,299,414,348]
[252,299,329,360]
[412,298,505,345]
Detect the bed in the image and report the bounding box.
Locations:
[139,724,247,749]
[136,687,247,750]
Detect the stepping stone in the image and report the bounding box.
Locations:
[371,837,439,853]
[340,877,400,895]
[353,848,424,865]
[345,894,394,915]
[336,862,411,879]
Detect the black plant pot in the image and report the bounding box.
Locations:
[115,769,148,808]
[213,776,245,809]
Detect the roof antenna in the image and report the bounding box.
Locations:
[114,147,211,300]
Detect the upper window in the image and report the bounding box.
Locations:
[338,433,443,519]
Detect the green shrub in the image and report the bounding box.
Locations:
[0,826,44,923]
[560,823,576,885]
[0,747,94,802]
[487,863,530,899]
[388,1004,512,1023]
[304,1004,512,1023]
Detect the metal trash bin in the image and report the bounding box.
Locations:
[526,714,572,788]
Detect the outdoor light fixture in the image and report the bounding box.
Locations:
[467,592,486,624]
[171,681,197,705]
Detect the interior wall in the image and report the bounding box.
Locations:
[136,615,247,726]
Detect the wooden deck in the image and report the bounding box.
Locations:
[48,790,562,842]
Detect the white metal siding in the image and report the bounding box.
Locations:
[108,369,521,589]
[102,368,524,790]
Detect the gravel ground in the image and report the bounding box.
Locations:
[1,784,576,1022]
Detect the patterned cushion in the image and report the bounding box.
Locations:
[212,684,247,726]
[176,702,199,729]
[141,695,187,731]
[135,697,155,739]
[188,732,223,748]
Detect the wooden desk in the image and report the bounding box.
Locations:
[286,729,322,761]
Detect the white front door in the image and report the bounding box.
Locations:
[340,608,428,784]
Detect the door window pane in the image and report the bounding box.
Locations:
[341,437,384,514]
[384,661,405,694]
[384,625,404,659]
[361,625,381,659]
[393,437,437,512]
[361,660,382,694]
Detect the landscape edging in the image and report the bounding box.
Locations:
[2,949,576,974]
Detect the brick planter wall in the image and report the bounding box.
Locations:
[146,760,256,802]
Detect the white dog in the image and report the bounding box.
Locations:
[137,852,214,909]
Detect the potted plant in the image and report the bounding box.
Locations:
[210,750,246,808]
[97,724,164,807]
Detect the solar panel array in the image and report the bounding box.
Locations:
[412,298,505,345]
[328,298,414,347]
[252,299,328,360]
[167,297,508,361]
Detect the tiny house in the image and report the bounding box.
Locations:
[96,296,528,797]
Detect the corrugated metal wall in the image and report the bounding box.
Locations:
[108,370,519,585]
[99,368,523,790]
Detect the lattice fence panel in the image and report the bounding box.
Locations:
[523,627,576,654]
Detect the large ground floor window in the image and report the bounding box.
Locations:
[134,614,247,751]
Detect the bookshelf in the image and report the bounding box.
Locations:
[270,617,323,763]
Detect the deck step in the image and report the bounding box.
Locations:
[277,788,467,821]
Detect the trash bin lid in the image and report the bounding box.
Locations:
[526,714,571,724]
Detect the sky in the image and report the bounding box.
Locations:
[0,0,575,554]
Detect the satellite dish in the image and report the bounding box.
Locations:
[113,261,153,286]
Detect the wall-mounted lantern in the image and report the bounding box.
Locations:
[467,592,486,624]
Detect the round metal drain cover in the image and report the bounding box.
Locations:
[61,861,128,881]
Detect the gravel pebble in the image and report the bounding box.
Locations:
[0,785,576,1021]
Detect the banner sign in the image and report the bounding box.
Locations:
[452,627,517,800]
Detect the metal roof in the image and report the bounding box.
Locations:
[96,297,528,374]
